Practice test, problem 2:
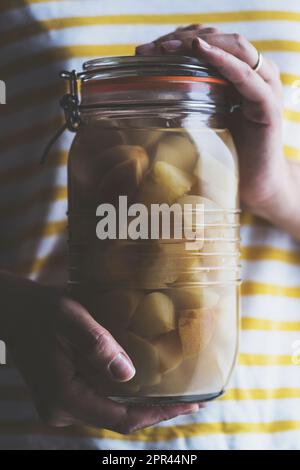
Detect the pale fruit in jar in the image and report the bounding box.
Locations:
[96,147,149,205]
[136,160,195,208]
[151,331,183,374]
[93,289,143,329]
[98,241,183,288]
[130,292,176,337]
[135,180,174,208]
[125,127,163,149]
[195,178,237,210]
[154,134,198,173]
[69,123,126,204]
[156,244,204,280]
[127,332,161,386]
[131,243,184,287]
[70,121,126,163]
[194,148,237,190]
[156,242,199,282]
[148,350,223,396]
[172,287,219,310]
[111,241,181,286]
[187,127,236,170]
[152,161,195,203]
[85,240,160,284]
[98,144,150,179]
[178,307,215,358]
[135,263,179,287]
[219,129,239,166]
[87,120,127,153]
[193,149,237,209]
[150,361,190,395]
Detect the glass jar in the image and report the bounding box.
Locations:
[66,56,240,404]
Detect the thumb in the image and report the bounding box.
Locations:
[56,297,136,382]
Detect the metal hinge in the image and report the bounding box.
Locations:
[40,70,81,164]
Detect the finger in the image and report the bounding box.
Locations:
[56,298,136,382]
[118,403,204,434]
[67,377,203,433]
[170,27,219,41]
[156,29,219,53]
[135,25,218,55]
[177,24,204,32]
[177,24,220,34]
[154,32,281,92]
[192,37,278,124]
[197,32,281,88]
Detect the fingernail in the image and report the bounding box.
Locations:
[180,404,200,415]
[195,37,212,50]
[108,353,136,382]
[161,39,183,52]
[136,42,155,55]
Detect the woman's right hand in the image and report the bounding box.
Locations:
[136,26,300,241]
[0,272,201,434]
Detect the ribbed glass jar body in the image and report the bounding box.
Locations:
[68,56,240,404]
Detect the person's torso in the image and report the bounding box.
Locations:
[0,0,300,450]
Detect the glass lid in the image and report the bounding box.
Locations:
[78,55,227,83]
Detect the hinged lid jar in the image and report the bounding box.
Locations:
[65,55,240,404]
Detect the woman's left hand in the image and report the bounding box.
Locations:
[136,26,300,240]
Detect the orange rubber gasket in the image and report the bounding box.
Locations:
[82,75,228,96]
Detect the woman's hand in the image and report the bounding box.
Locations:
[0,272,201,434]
[136,26,300,240]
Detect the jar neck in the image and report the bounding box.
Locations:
[80,106,228,130]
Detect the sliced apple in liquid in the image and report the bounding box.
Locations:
[127,332,161,386]
[94,289,143,329]
[130,292,176,337]
[97,144,150,179]
[154,134,198,173]
[96,150,149,206]
[172,287,219,310]
[152,161,195,202]
[151,331,183,374]
[125,129,163,149]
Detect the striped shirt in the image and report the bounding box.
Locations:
[0,0,300,450]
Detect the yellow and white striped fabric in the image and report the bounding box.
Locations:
[1,0,300,450]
